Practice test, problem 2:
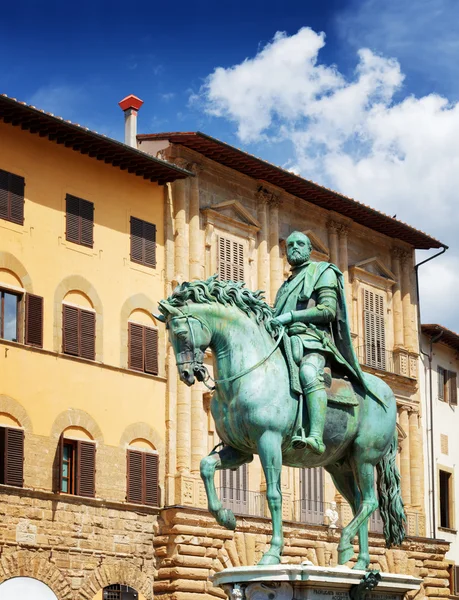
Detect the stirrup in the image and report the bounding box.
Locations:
[304,436,325,455]
[292,428,308,450]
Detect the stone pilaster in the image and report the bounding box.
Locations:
[409,408,423,509]
[391,248,405,348]
[269,195,283,303]
[256,188,271,301]
[191,387,206,473]
[400,251,415,351]
[327,220,339,266]
[337,224,352,322]
[398,405,411,507]
[189,162,204,281]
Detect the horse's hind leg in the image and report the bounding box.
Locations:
[257,431,283,565]
[326,464,370,570]
[200,445,253,530]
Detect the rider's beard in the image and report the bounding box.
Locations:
[288,250,310,267]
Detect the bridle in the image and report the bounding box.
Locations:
[167,307,285,391]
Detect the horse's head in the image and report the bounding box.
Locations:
[157,300,212,386]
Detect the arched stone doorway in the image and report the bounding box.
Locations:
[0,577,58,599]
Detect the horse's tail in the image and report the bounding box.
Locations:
[376,431,406,548]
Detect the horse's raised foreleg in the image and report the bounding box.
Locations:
[336,460,378,567]
[257,431,284,565]
[326,464,370,570]
[200,445,253,530]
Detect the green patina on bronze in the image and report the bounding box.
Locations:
[158,231,406,570]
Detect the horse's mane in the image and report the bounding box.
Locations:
[166,275,274,334]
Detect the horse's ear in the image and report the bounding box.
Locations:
[157,300,182,319]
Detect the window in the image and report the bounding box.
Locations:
[128,322,158,375]
[220,463,248,513]
[66,194,94,247]
[0,168,24,225]
[299,467,324,525]
[438,367,458,405]
[0,290,43,347]
[103,584,138,600]
[126,449,160,506]
[363,289,386,370]
[62,304,95,360]
[218,235,244,282]
[130,217,156,268]
[0,426,24,487]
[439,469,453,529]
[57,436,96,497]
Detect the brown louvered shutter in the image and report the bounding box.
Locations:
[449,371,457,405]
[66,195,80,243]
[4,428,24,487]
[54,433,64,493]
[143,221,156,267]
[80,198,94,247]
[145,452,160,506]
[145,327,159,375]
[63,304,79,355]
[128,322,144,371]
[438,366,445,400]
[76,441,95,497]
[0,169,24,225]
[127,449,143,503]
[130,217,144,263]
[80,309,96,360]
[25,293,43,347]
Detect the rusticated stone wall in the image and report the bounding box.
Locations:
[154,508,451,600]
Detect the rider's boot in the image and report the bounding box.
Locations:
[304,388,327,455]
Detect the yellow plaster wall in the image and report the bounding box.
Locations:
[0,120,166,480]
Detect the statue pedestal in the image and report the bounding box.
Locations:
[212,564,421,600]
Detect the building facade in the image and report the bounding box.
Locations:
[421,324,459,592]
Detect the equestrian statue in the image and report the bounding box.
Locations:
[157,231,406,570]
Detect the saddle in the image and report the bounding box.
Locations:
[281,334,359,407]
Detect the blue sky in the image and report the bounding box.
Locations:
[2,0,459,329]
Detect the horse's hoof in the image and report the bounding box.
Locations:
[215,508,236,530]
[338,545,354,565]
[353,558,370,571]
[257,552,281,566]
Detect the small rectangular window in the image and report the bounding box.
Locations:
[128,323,158,375]
[0,290,20,342]
[130,217,156,268]
[62,304,96,360]
[439,469,453,529]
[66,194,94,247]
[126,449,159,506]
[0,168,25,225]
[58,437,95,497]
[0,426,24,487]
[363,288,386,370]
[218,235,244,282]
[438,366,446,400]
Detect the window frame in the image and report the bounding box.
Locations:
[217,234,245,283]
[126,448,160,506]
[0,289,20,342]
[130,216,157,269]
[0,168,25,226]
[128,321,159,375]
[438,366,458,405]
[57,435,96,498]
[62,303,96,360]
[439,467,455,530]
[65,194,94,248]
[362,287,387,371]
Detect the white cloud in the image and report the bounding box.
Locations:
[197,27,459,330]
[28,84,83,118]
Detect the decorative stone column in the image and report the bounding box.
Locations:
[327,221,339,266]
[191,387,206,473]
[401,251,415,351]
[409,408,423,509]
[269,195,283,304]
[391,248,405,348]
[338,224,352,322]
[189,162,204,281]
[398,406,411,507]
[256,188,270,301]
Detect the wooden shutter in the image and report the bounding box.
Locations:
[128,322,144,371]
[25,293,43,347]
[63,304,79,355]
[145,452,160,506]
[80,198,94,247]
[218,236,244,282]
[66,195,81,243]
[4,428,24,487]
[127,449,143,503]
[77,441,96,497]
[449,371,457,405]
[0,169,24,225]
[363,289,386,370]
[143,221,156,268]
[130,217,143,263]
[54,433,64,493]
[145,327,159,375]
[80,309,96,360]
[438,366,445,400]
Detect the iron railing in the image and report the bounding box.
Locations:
[292,499,333,526]
[218,487,265,517]
[357,344,393,373]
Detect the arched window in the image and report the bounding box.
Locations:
[62,291,95,360]
[126,439,159,506]
[128,310,158,375]
[56,427,95,498]
[103,584,138,600]
[0,413,24,488]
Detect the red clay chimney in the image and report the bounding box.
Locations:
[118,94,144,148]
